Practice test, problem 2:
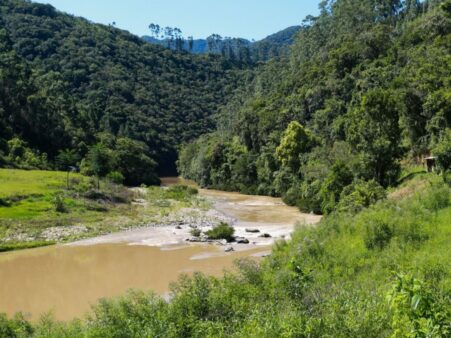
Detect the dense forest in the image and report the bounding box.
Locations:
[179,0,451,214]
[0,0,252,184]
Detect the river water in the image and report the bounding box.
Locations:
[0,178,320,321]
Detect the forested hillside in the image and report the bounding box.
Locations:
[142,25,301,62]
[0,0,250,183]
[179,0,451,214]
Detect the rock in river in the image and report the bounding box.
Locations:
[245,228,260,233]
[235,237,250,244]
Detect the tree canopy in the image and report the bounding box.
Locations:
[0,0,250,183]
[179,0,451,214]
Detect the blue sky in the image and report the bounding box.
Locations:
[32,1,320,40]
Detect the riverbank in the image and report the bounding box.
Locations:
[71,179,321,251]
[0,170,321,252]
[0,175,321,320]
[0,170,212,251]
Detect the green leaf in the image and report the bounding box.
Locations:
[411,294,421,310]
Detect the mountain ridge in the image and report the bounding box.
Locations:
[142,25,302,61]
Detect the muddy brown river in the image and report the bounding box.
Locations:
[0,178,320,321]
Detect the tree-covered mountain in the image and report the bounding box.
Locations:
[251,26,301,60]
[179,0,451,214]
[0,0,250,183]
[142,26,301,62]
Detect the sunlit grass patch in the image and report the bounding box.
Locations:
[0,170,205,249]
[0,169,78,197]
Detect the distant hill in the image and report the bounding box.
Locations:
[0,0,249,179]
[251,26,301,61]
[142,26,301,62]
[142,36,252,55]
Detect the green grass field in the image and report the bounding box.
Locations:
[0,169,95,221]
[0,169,204,251]
[0,169,73,198]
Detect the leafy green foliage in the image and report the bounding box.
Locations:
[276,121,315,173]
[337,179,387,213]
[319,161,354,214]
[4,138,48,170]
[163,185,198,201]
[106,171,124,185]
[388,273,450,337]
[84,144,115,188]
[190,228,202,237]
[205,222,235,242]
[179,0,450,214]
[52,192,67,213]
[364,217,394,250]
[0,0,248,180]
[432,128,451,179]
[114,138,159,186]
[347,88,404,187]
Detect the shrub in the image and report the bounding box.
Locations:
[53,193,67,213]
[110,189,133,204]
[0,197,11,207]
[397,218,429,245]
[421,184,450,213]
[282,183,302,206]
[319,161,354,214]
[115,137,160,186]
[83,189,110,201]
[432,128,451,180]
[364,218,393,250]
[190,228,202,237]
[85,202,108,212]
[164,185,198,201]
[387,273,450,337]
[0,313,34,337]
[205,223,235,242]
[337,179,386,214]
[297,180,323,214]
[106,171,124,184]
[55,149,79,170]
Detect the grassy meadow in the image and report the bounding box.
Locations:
[0,169,204,251]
